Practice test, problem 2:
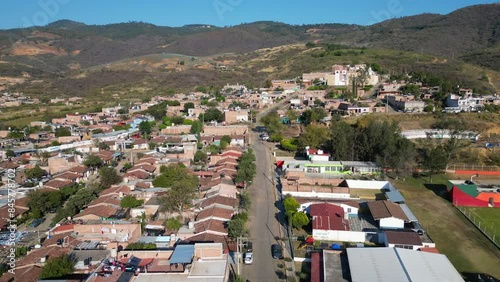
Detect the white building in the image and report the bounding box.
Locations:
[347,247,464,282]
[367,200,409,229]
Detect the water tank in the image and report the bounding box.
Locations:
[40,256,46,263]
[110,248,117,258]
[119,192,124,198]
[188,222,194,229]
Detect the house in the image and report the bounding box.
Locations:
[224,109,249,124]
[47,155,79,175]
[194,219,228,236]
[309,203,365,242]
[367,200,409,229]
[133,138,149,150]
[0,197,29,230]
[42,179,73,191]
[73,205,123,221]
[445,94,484,112]
[382,230,428,250]
[200,195,238,210]
[195,207,234,223]
[346,247,464,282]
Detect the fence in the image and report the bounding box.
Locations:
[456,206,499,249]
[447,164,500,172]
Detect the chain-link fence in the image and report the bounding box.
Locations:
[456,206,499,249]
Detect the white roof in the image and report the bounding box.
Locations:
[347,248,464,282]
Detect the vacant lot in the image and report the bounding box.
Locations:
[394,175,500,278]
[463,207,500,246]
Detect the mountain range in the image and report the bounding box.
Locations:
[0,3,499,96]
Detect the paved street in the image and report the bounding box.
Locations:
[241,131,284,281]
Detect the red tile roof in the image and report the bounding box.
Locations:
[16,246,71,267]
[367,200,409,221]
[0,265,41,282]
[69,165,89,174]
[131,163,156,173]
[194,219,228,234]
[385,230,423,246]
[100,185,131,196]
[196,207,234,222]
[87,195,121,208]
[310,203,349,231]
[418,247,440,254]
[126,170,150,179]
[200,195,238,209]
[185,233,232,253]
[74,205,120,219]
[54,172,80,181]
[44,179,73,189]
[135,181,152,189]
[52,224,75,234]
[43,231,81,248]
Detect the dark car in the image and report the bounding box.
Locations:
[29,218,45,228]
[245,241,253,253]
[271,244,283,259]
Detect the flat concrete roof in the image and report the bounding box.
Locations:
[323,250,350,282]
[189,260,227,278]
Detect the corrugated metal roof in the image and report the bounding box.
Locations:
[169,244,195,264]
[386,191,405,203]
[347,247,464,282]
[399,204,418,222]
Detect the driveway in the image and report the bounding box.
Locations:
[241,131,286,281]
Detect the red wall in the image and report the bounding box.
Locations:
[454,170,500,176]
[451,186,489,207]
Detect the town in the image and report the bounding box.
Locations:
[0,59,499,282]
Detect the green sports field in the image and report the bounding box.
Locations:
[463,207,500,245]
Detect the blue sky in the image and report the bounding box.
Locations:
[0,0,497,29]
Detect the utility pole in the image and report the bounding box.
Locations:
[236,236,248,276]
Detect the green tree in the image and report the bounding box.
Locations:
[261,110,284,136]
[238,191,252,211]
[120,195,144,208]
[6,149,15,157]
[83,154,103,168]
[283,196,300,217]
[184,102,195,112]
[54,127,71,137]
[227,218,248,238]
[25,165,46,179]
[234,149,256,183]
[221,135,232,145]
[292,212,310,229]
[280,139,298,152]
[204,108,224,122]
[146,103,167,120]
[154,164,198,188]
[285,109,299,123]
[164,217,183,231]
[99,167,123,188]
[420,145,449,182]
[39,255,75,279]
[330,121,354,160]
[297,125,330,150]
[190,120,203,135]
[7,130,25,139]
[194,151,208,163]
[139,121,152,137]
[159,181,197,213]
[301,108,327,125]
[171,116,185,125]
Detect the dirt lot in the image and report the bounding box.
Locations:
[394,175,500,278]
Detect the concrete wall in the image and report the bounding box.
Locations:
[380,218,404,229]
[284,191,351,199]
[312,229,367,242]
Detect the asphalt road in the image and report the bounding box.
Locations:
[241,131,284,281]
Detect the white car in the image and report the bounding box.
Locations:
[244,252,253,264]
[261,135,270,141]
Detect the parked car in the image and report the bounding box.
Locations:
[261,135,270,141]
[245,241,253,253]
[271,244,283,259]
[28,218,45,228]
[244,252,253,265]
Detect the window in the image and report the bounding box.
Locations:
[347,208,352,213]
